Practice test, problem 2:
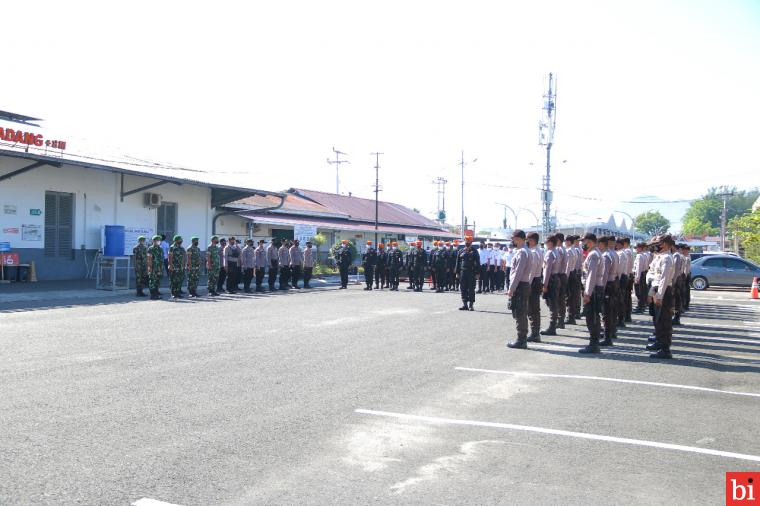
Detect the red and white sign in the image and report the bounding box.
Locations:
[727,472,759,505]
[0,127,66,149]
[1,253,19,266]
[3,227,20,234]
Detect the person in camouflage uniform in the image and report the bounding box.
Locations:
[147,235,164,300]
[133,236,148,297]
[206,235,221,296]
[168,235,186,299]
[186,236,202,297]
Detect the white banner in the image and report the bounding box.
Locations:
[294,224,317,245]
[123,226,154,256]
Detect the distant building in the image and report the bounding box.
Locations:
[524,214,647,241]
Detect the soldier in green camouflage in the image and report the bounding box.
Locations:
[186,236,202,297]
[168,235,186,299]
[206,235,221,296]
[133,236,148,297]
[147,235,164,300]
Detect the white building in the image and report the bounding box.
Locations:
[0,113,277,280]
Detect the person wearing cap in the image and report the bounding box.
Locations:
[216,238,228,293]
[432,241,447,293]
[506,230,533,348]
[224,237,242,294]
[552,233,568,329]
[647,235,676,359]
[404,243,415,290]
[526,232,543,341]
[565,235,579,325]
[632,242,648,313]
[206,236,221,296]
[680,243,691,311]
[168,235,186,299]
[302,241,315,288]
[132,236,148,297]
[253,239,268,291]
[670,242,685,326]
[186,237,202,297]
[541,235,560,336]
[336,239,353,289]
[146,235,164,300]
[290,239,304,289]
[410,240,427,292]
[361,240,377,290]
[278,239,291,290]
[455,235,480,310]
[579,232,604,353]
[241,238,256,293]
[388,242,403,291]
[375,242,388,289]
[599,236,620,345]
[266,239,279,291]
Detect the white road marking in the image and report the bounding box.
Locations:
[454,367,760,398]
[132,499,183,506]
[355,409,760,463]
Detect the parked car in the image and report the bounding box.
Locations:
[689,251,739,261]
[689,255,760,290]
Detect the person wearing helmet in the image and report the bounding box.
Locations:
[133,236,148,297]
[336,239,353,289]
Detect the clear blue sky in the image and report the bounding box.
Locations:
[3,0,759,232]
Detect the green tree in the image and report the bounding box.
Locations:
[730,209,760,264]
[634,210,670,236]
[681,186,759,237]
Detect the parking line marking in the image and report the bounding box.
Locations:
[454,367,760,398]
[355,409,760,463]
[132,499,183,506]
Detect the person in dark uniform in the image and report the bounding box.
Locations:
[405,243,415,290]
[336,239,353,289]
[388,242,403,290]
[506,230,533,349]
[412,240,427,292]
[452,240,461,291]
[455,235,480,310]
[375,242,388,289]
[362,240,377,290]
[433,242,447,293]
[429,241,439,290]
[217,237,227,293]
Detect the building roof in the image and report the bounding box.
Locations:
[289,188,445,229]
[225,192,348,219]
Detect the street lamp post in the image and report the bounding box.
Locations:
[495,203,518,231]
[520,208,540,230]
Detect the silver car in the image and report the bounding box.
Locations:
[690,255,760,290]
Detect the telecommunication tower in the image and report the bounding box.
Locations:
[538,73,557,237]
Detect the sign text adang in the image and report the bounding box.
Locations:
[0,128,66,150]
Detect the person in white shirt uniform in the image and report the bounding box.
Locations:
[632,242,649,313]
[527,233,544,341]
[506,230,534,349]
[646,235,676,359]
[477,241,490,294]
[580,232,605,353]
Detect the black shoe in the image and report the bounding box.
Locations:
[527,334,542,343]
[579,343,601,354]
[469,303,474,311]
[672,318,681,326]
[599,337,614,346]
[564,319,576,325]
[507,340,528,349]
[625,317,632,323]
[646,342,662,351]
[557,322,565,329]
[476,290,482,294]
[540,328,557,336]
[136,290,146,297]
[617,321,626,328]
[650,349,673,359]
[459,304,469,310]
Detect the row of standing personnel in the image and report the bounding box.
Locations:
[500,230,691,360]
[133,235,319,299]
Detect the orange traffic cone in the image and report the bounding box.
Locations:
[751,276,759,300]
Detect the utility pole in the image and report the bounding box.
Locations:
[327,147,349,194]
[433,177,448,223]
[716,190,734,251]
[460,151,478,240]
[538,73,557,239]
[371,152,383,245]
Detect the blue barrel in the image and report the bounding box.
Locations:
[104,225,125,257]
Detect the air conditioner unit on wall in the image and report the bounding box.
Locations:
[144,192,163,208]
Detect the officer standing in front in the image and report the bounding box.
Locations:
[646,235,675,359]
[506,230,533,349]
[411,241,427,292]
[133,236,148,297]
[375,242,388,289]
[580,233,604,353]
[336,239,352,289]
[455,235,480,310]
[388,242,403,291]
[362,240,377,290]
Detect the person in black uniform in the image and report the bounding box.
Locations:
[433,242,447,293]
[374,242,388,289]
[336,239,353,289]
[405,244,415,290]
[388,242,403,290]
[414,241,428,291]
[452,240,461,290]
[456,235,480,310]
[362,240,377,290]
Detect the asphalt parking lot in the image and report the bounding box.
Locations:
[1,284,759,505]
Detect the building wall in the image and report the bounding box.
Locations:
[1,156,212,280]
